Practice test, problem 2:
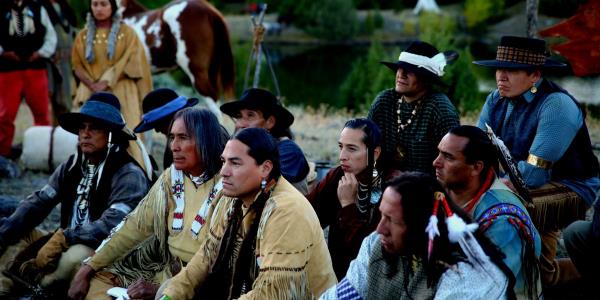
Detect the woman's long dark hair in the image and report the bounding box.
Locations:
[383,172,516,299]
[171,108,228,178]
[88,0,118,17]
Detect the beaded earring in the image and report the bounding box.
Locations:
[530,85,537,94]
[260,178,267,190]
[372,161,378,178]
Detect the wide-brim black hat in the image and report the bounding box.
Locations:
[59,92,136,140]
[134,88,199,133]
[380,40,450,86]
[220,88,294,129]
[473,36,567,69]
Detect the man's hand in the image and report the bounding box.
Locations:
[127,278,159,299]
[27,51,41,62]
[91,80,109,92]
[35,229,68,269]
[2,51,20,62]
[68,264,94,300]
[337,172,358,207]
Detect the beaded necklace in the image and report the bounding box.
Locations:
[396,95,424,132]
[356,174,382,214]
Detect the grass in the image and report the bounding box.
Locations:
[12,102,600,165]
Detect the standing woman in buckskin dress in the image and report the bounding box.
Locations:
[71,0,152,170]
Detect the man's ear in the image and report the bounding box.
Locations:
[471,160,485,177]
[373,146,382,162]
[264,116,276,131]
[260,160,274,178]
[531,70,542,84]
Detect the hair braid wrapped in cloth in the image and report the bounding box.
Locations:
[426,193,510,299]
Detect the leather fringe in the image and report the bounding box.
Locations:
[527,183,588,231]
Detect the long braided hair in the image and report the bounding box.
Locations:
[204,128,281,299]
[379,172,516,299]
[343,118,382,219]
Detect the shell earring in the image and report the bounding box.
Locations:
[530,85,537,94]
[261,178,267,189]
[372,161,379,178]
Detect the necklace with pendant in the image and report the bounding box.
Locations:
[397,95,423,132]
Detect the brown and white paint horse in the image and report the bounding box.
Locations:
[119,0,235,101]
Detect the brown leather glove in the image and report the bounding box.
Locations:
[34,228,69,269]
[18,229,67,283]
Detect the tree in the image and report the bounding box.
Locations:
[526,0,539,37]
[339,40,391,111]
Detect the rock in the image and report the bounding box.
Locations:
[0,196,19,217]
[0,155,21,179]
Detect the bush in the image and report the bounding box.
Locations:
[339,40,392,111]
[299,0,359,40]
[445,49,485,112]
[266,0,358,41]
[362,9,384,35]
[418,12,482,114]
[463,0,504,29]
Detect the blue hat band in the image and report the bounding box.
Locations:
[80,100,125,128]
[143,96,188,122]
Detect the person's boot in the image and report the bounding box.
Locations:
[540,230,561,285]
[554,258,582,284]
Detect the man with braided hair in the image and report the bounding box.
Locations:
[69,108,228,300]
[156,128,336,299]
[434,125,541,299]
[321,172,513,299]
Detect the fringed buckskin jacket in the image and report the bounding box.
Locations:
[162,177,337,299]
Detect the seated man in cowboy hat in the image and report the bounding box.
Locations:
[220,88,310,195]
[474,35,600,287]
[368,40,460,178]
[134,88,199,171]
[0,92,150,296]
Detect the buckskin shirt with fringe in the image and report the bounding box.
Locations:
[84,167,221,296]
[161,178,337,299]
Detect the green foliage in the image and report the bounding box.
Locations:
[299,0,359,41]
[142,0,171,9]
[264,0,358,40]
[68,0,87,26]
[418,11,482,114]
[232,41,272,97]
[445,49,486,112]
[418,12,456,47]
[362,9,384,35]
[463,0,504,29]
[339,40,392,111]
